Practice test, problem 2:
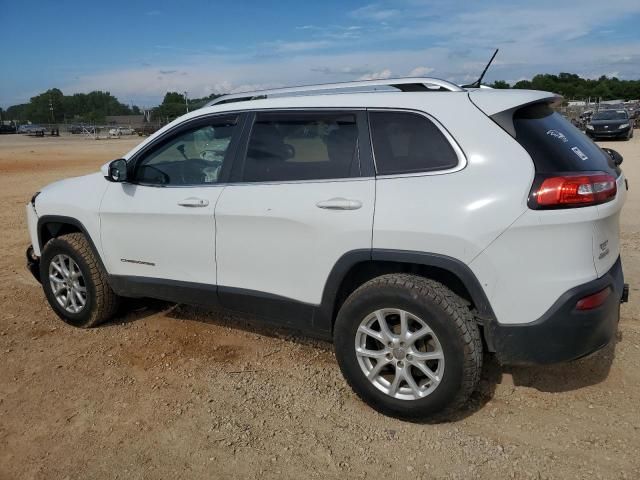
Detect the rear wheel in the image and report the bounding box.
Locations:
[40,233,119,328]
[334,274,482,421]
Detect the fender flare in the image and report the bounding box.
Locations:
[316,249,496,338]
[36,215,107,272]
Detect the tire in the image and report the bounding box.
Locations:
[334,274,482,421]
[40,233,119,328]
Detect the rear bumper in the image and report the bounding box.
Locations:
[488,257,625,365]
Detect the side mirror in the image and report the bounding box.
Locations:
[602,148,623,167]
[105,158,128,182]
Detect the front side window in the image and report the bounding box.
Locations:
[241,112,359,182]
[134,117,236,185]
[369,111,459,175]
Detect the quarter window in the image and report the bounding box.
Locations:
[369,111,459,175]
[241,112,359,182]
[134,117,237,185]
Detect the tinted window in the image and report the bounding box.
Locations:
[369,111,458,175]
[513,103,616,175]
[134,118,236,185]
[242,112,358,182]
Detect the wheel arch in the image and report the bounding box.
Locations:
[37,215,107,272]
[318,249,496,338]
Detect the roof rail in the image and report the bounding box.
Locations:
[206,77,464,106]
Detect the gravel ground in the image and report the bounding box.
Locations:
[1,133,639,479]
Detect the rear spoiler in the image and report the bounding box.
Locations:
[468,89,562,137]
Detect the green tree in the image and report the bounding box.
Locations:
[489,80,510,89]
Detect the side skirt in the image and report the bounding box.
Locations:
[107,275,329,339]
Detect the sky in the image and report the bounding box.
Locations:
[1,0,640,108]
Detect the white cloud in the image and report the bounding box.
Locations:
[358,69,393,80]
[409,66,434,77]
[351,3,401,21]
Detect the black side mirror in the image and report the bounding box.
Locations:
[602,148,623,167]
[106,158,128,182]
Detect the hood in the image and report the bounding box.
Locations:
[41,172,104,194]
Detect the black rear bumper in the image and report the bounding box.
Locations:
[488,257,626,365]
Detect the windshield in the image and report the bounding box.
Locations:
[592,110,628,121]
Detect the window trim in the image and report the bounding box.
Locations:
[229,109,373,185]
[367,108,467,178]
[126,112,247,188]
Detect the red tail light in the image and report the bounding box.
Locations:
[576,287,610,310]
[529,172,617,209]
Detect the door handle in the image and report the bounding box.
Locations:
[178,197,209,207]
[316,197,362,210]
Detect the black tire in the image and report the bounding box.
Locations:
[334,274,482,421]
[40,233,119,328]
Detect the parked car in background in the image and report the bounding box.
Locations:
[135,125,162,136]
[0,122,17,134]
[586,110,634,140]
[69,125,88,134]
[18,124,47,136]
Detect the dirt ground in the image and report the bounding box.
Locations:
[1,132,639,480]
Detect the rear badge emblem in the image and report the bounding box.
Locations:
[571,146,589,161]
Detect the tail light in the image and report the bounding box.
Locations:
[576,287,610,310]
[528,172,617,209]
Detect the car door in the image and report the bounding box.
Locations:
[100,113,244,286]
[214,110,375,331]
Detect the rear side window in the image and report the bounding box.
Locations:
[241,112,358,182]
[512,103,616,175]
[369,111,459,175]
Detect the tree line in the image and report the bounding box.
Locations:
[2,73,638,124]
[0,89,223,125]
[488,73,640,101]
[2,88,138,124]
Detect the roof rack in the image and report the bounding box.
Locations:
[206,77,464,106]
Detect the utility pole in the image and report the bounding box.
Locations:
[184,91,189,113]
[49,96,55,125]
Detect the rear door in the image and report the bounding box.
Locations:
[214,110,375,330]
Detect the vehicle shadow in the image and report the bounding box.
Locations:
[101,301,618,422]
[503,331,619,393]
[446,334,618,422]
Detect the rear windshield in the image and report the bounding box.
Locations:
[512,103,617,175]
[592,110,628,120]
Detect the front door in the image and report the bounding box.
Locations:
[100,114,242,286]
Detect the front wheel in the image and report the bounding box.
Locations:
[334,274,482,421]
[40,233,119,328]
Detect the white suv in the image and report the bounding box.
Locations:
[25,77,628,420]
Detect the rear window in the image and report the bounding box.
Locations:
[512,103,617,175]
[369,111,459,175]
